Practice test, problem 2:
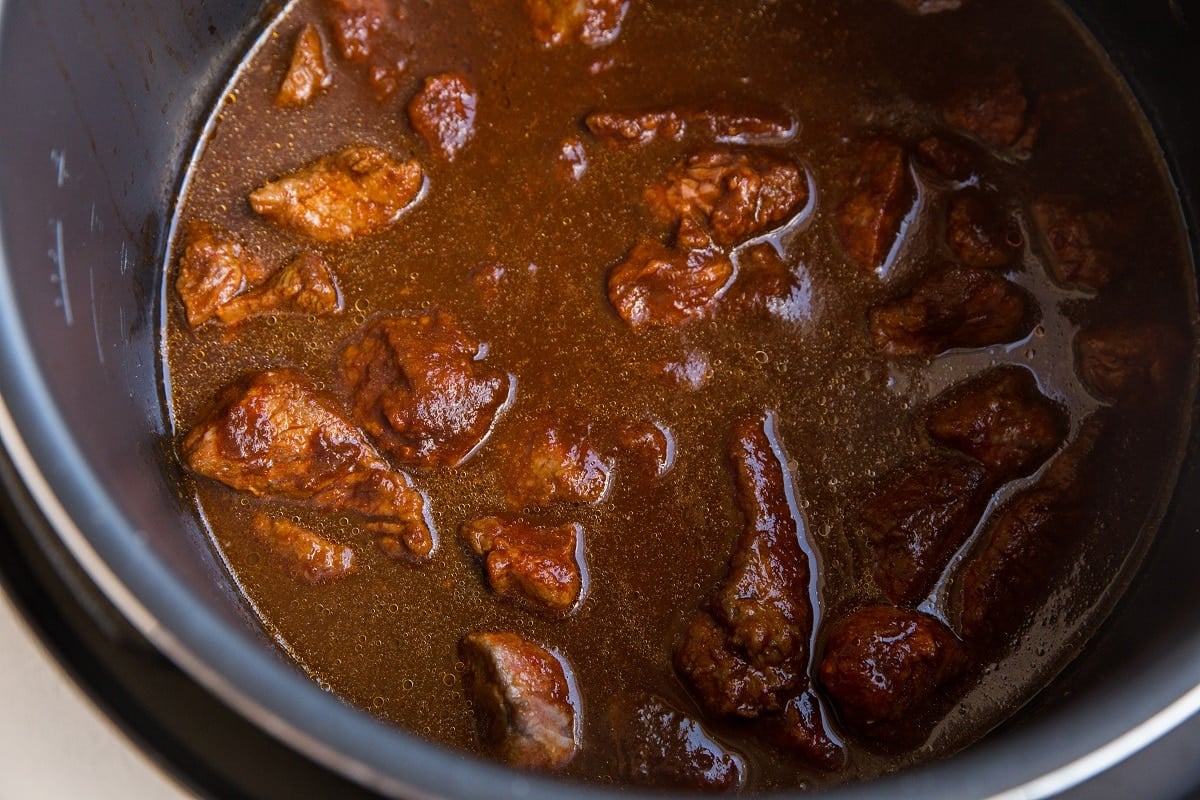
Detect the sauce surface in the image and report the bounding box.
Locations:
[163,0,1197,790]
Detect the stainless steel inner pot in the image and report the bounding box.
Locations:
[0,1,1197,797]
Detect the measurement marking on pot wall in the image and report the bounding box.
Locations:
[47,218,74,327]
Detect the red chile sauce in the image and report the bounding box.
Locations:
[163,0,1197,790]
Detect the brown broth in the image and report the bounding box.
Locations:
[162,0,1196,790]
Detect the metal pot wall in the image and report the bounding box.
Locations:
[0,1,1197,797]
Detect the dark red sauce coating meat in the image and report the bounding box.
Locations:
[277,24,333,108]
[461,631,579,770]
[252,513,356,584]
[1076,322,1190,405]
[182,369,434,560]
[408,72,478,161]
[175,221,272,328]
[609,693,745,790]
[943,66,1030,149]
[946,190,1020,269]
[461,517,584,613]
[862,454,992,605]
[249,145,424,242]
[1031,195,1121,290]
[819,605,967,747]
[165,0,1195,789]
[869,265,1035,356]
[337,311,510,468]
[835,138,913,274]
[675,413,814,718]
[926,366,1069,481]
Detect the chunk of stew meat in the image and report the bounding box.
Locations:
[460,517,584,613]
[182,369,435,560]
[215,251,342,326]
[835,137,913,274]
[675,413,813,717]
[524,0,630,47]
[460,631,579,770]
[175,220,272,328]
[501,414,614,508]
[251,513,355,584]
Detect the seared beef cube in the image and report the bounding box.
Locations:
[947,190,1019,269]
[176,221,271,328]
[249,145,424,242]
[772,690,845,771]
[276,24,332,108]
[325,0,408,99]
[608,240,733,329]
[408,73,477,161]
[182,369,435,560]
[915,135,977,182]
[836,138,913,274]
[653,350,711,391]
[692,105,798,144]
[819,605,966,747]
[645,150,806,247]
[724,243,811,323]
[461,631,579,770]
[1031,195,1121,290]
[957,418,1101,648]
[616,418,675,478]
[461,517,584,613]
[943,67,1029,148]
[675,413,813,717]
[868,265,1035,356]
[585,109,687,148]
[610,693,745,790]
[525,0,630,47]
[894,0,964,13]
[252,514,355,584]
[863,454,992,605]
[927,366,1068,480]
[502,415,613,508]
[215,252,342,326]
[338,311,510,468]
[1076,322,1190,405]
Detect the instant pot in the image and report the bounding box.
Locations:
[0,0,1198,797]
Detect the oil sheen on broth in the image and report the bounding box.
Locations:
[162,0,1197,790]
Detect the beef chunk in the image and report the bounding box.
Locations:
[501,415,613,508]
[215,252,342,326]
[249,145,424,243]
[947,190,1019,269]
[894,0,964,13]
[836,138,913,274]
[338,311,510,468]
[182,369,435,560]
[675,413,813,717]
[944,67,1030,148]
[653,350,711,390]
[957,418,1101,649]
[819,605,966,747]
[175,220,271,328]
[408,72,477,161]
[915,135,977,182]
[461,631,579,770]
[615,419,675,478]
[869,265,1035,356]
[585,109,687,148]
[524,0,630,47]
[691,106,798,145]
[608,239,733,329]
[1031,195,1121,290]
[251,514,355,584]
[724,243,812,323]
[645,150,806,247]
[1076,322,1190,405]
[276,24,332,108]
[862,454,992,605]
[610,693,745,790]
[461,517,584,613]
[927,366,1068,480]
[771,690,845,771]
[325,0,408,100]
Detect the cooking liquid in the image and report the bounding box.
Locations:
[162,0,1197,789]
